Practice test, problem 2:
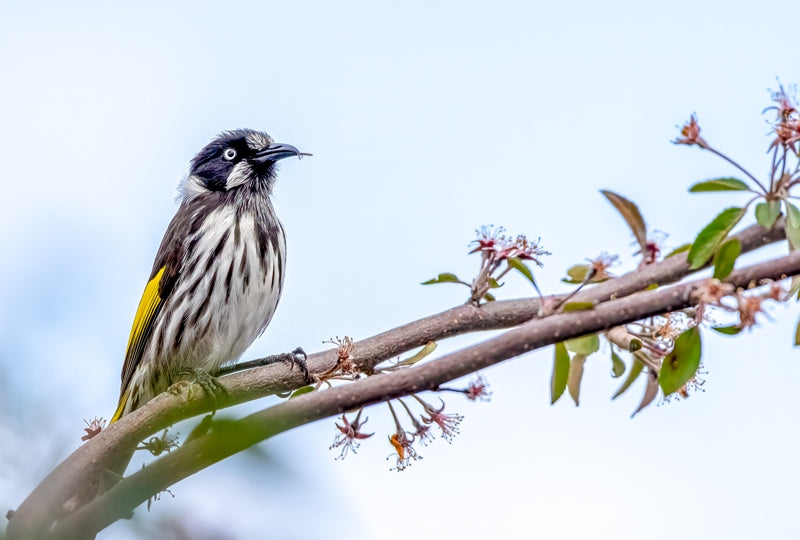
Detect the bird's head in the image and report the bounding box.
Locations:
[181,129,308,198]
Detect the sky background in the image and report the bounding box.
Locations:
[2,1,799,539]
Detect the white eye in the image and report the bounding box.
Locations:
[222,148,237,161]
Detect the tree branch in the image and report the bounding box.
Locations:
[48,249,800,539]
[3,220,788,539]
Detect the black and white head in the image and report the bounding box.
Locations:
[181,129,305,199]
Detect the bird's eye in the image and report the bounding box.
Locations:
[222,148,237,161]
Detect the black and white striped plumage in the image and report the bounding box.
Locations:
[111,129,303,421]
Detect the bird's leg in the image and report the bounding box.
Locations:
[217,347,310,383]
[173,367,229,411]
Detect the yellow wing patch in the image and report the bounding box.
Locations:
[126,266,166,356]
[110,389,130,424]
[112,267,166,423]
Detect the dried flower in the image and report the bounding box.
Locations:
[415,397,463,443]
[81,417,107,441]
[691,279,736,323]
[470,225,506,254]
[767,84,800,152]
[323,336,358,376]
[587,253,618,281]
[674,114,708,147]
[330,411,373,459]
[139,428,179,456]
[737,294,767,329]
[396,398,435,446]
[387,430,420,471]
[465,375,492,401]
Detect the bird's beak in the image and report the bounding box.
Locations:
[254,143,311,163]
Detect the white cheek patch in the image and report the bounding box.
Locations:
[179,174,209,199]
[226,162,252,189]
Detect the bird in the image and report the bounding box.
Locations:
[110,129,308,424]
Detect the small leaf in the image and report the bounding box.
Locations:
[421,272,464,285]
[664,243,692,258]
[795,318,800,346]
[659,327,702,395]
[562,301,595,311]
[712,325,742,336]
[564,264,591,283]
[601,190,647,251]
[289,385,315,399]
[397,342,438,366]
[483,292,496,302]
[487,277,503,289]
[611,350,625,378]
[688,177,750,192]
[755,200,781,228]
[508,257,534,284]
[612,358,643,399]
[567,354,587,406]
[185,414,214,443]
[786,201,800,229]
[786,202,800,252]
[551,342,570,404]
[632,368,659,418]
[565,334,600,356]
[785,218,800,251]
[628,338,642,352]
[713,238,741,280]
[508,257,543,296]
[687,207,745,269]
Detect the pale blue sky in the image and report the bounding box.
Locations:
[2,2,799,539]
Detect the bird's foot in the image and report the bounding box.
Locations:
[173,367,228,411]
[261,347,310,383]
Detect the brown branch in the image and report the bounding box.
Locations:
[47,249,800,539]
[3,220,787,539]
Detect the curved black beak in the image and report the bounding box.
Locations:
[254,143,311,163]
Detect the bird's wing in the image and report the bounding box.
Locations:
[111,213,187,423]
[110,267,167,423]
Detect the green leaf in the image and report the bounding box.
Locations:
[712,325,742,336]
[289,385,315,399]
[562,301,595,311]
[611,350,625,378]
[687,207,745,269]
[567,354,587,406]
[483,292,496,302]
[612,358,644,399]
[397,342,438,366]
[664,243,692,258]
[551,342,570,404]
[785,202,800,252]
[659,327,702,395]
[628,338,642,352]
[688,177,750,192]
[563,264,591,284]
[185,414,214,443]
[786,201,800,229]
[565,334,600,355]
[755,200,781,228]
[795,318,800,346]
[785,217,800,251]
[601,190,647,251]
[713,238,741,280]
[508,257,535,284]
[508,257,543,297]
[487,277,503,289]
[632,368,659,418]
[421,272,464,285]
